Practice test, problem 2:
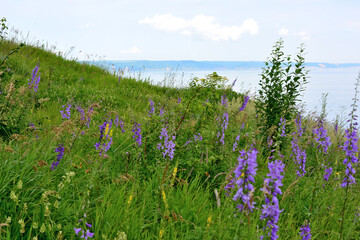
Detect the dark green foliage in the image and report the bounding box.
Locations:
[256,39,308,139]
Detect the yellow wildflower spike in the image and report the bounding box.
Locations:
[159,229,164,239]
[104,124,110,136]
[172,167,178,178]
[206,215,212,228]
[127,195,133,206]
[109,129,113,137]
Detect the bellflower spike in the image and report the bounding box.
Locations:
[260,159,285,240]
[239,95,249,112]
[132,121,142,146]
[226,148,258,213]
[341,128,359,187]
[51,144,64,170]
[300,223,312,240]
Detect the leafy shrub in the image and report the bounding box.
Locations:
[256,39,308,140]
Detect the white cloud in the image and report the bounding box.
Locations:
[119,46,142,54]
[139,14,259,41]
[278,27,289,36]
[294,31,310,41]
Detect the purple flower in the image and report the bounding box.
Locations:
[225,149,258,213]
[94,119,113,156]
[260,159,285,240]
[313,121,331,154]
[185,133,202,146]
[324,166,332,181]
[74,228,82,235]
[51,144,64,170]
[239,95,249,112]
[279,118,286,137]
[341,128,359,187]
[28,65,41,93]
[291,136,307,177]
[231,78,237,88]
[77,106,92,128]
[221,94,228,107]
[218,112,229,145]
[158,126,176,160]
[295,114,305,137]
[300,223,311,240]
[159,107,164,117]
[233,134,241,152]
[148,98,155,117]
[81,230,94,239]
[177,98,181,104]
[114,115,125,133]
[60,104,72,120]
[132,121,142,146]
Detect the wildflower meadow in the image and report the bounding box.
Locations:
[1,17,360,239]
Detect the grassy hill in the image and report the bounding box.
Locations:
[1,35,360,240]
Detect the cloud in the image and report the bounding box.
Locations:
[294,31,310,41]
[119,46,142,54]
[139,14,259,41]
[278,27,289,36]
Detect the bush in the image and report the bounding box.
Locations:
[256,39,308,140]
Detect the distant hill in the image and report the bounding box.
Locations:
[91,60,360,71]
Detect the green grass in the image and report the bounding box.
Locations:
[0,37,360,240]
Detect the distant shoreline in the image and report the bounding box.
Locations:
[88,60,360,71]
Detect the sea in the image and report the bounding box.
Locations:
[94,60,360,124]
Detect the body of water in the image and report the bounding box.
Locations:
[99,61,360,123]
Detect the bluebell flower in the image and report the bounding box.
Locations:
[260,159,285,240]
[226,149,258,213]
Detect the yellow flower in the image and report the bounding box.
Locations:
[172,167,178,178]
[109,129,113,137]
[127,195,133,206]
[104,124,110,136]
[162,191,169,209]
[159,229,164,239]
[206,215,212,228]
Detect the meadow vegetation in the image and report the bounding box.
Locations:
[1,18,360,239]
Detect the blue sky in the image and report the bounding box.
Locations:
[2,0,360,62]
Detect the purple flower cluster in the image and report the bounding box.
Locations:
[233,135,241,152]
[148,98,155,117]
[323,166,333,181]
[295,114,305,137]
[279,118,286,137]
[217,112,229,145]
[231,78,237,88]
[185,133,202,146]
[74,213,94,240]
[76,106,92,128]
[225,149,258,213]
[299,223,311,240]
[157,126,176,160]
[291,136,307,177]
[260,159,285,240]
[28,65,41,93]
[51,144,64,170]
[313,122,331,154]
[94,119,113,156]
[60,104,72,120]
[114,115,125,133]
[341,128,359,187]
[239,95,249,112]
[221,94,228,107]
[132,121,142,146]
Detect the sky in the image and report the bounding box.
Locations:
[2,0,360,62]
